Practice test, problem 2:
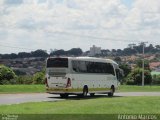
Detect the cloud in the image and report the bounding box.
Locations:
[125,0,160,27]
[0,0,160,54]
[4,0,23,5]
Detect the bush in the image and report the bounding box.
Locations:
[152,74,160,85]
[119,63,131,77]
[126,67,152,85]
[0,79,11,85]
[0,65,17,84]
[14,70,26,76]
[0,64,45,84]
[126,80,135,85]
[16,76,33,84]
[33,72,45,84]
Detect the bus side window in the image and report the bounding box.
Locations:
[116,69,123,81]
[72,61,78,72]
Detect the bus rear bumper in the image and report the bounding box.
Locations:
[46,87,118,94]
[46,88,83,94]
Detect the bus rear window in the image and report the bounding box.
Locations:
[47,58,68,68]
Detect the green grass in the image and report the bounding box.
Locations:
[119,85,160,92]
[0,89,160,120]
[0,96,160,114]
[151,71,160,75]
[0,85,160,94]
[0,85,45,94]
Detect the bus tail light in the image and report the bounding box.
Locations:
[66,78,71,88]
[45,78,49,87]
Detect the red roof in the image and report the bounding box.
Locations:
[149,62,160,69]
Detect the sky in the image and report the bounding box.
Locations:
[0,0,160,54]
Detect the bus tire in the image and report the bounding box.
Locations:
[60,94,68,98]
[90,93,95,97]
[77,94,83,98]
[108,86,115,97]
[82,86,88,97]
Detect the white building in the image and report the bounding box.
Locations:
[89,45,101,56]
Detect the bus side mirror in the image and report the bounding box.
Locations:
[116,68,124,81]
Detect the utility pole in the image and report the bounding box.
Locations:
[129,42,148,86]
[140,42,148,86]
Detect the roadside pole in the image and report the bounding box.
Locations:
[129,42,148,86]
[141,42,148,86]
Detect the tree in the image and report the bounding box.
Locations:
[112,49,116,53]
[152,74,160,84]
[134,44,143,53]
[136,59,150,71]
[101,49,110,56]
[119,63,131,77]
[155,45,160,50]
[127,68,152,85]
[14,70,26,76]
[50,49,66,56]
[0,65,17,84]
[31,49,48,57]
[116,49,123,56]
[123,48,136,56]
[1,54,11,59]
[10,53,18,59]
[18,52,31,58]
[50,48,83,56]
[146,44,154,53]
[67,48,83,56]
[114,57,122,64]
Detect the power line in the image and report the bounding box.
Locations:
[0,44,35,51]
[53,31,159,45]
[53,31,142,43]
[0,31,152,53]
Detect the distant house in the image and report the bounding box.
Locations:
[149,62,160,70]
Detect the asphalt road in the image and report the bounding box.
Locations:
[0,93,63,105]
[0,92,160,105]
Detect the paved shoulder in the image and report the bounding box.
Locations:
[0,92,160,105]
[0,93,62,105]
[115,92,160,96]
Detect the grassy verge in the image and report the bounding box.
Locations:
[0,85,45,94]
[0,96,160,114]
[0,85,160,94]
[119,85,160,92]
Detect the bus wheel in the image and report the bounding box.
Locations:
[90,93,95,97]
[60,94,68,98]
[77,94,83,98]
[82,86,88,97]
[108,86,115,97]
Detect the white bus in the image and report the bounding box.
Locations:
[45,57,122,98]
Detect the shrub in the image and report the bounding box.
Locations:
[126,67,152,85]
[0,65,17,84]
[152,74,160,85]
[126,80,135,85]
[16,76,33,84]
[33,72,45,84]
